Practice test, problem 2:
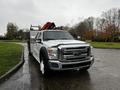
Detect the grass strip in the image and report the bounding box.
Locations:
[0,42,23,76]
[90,42,120,49]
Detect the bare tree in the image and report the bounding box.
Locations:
[84,17,94,31]
[95,8,120,41]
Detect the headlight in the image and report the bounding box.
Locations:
[90,46,93,55]
[47,48,58,59]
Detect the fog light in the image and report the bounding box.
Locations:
[51,63,59,68]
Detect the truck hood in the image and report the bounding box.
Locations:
[43,40,88,47]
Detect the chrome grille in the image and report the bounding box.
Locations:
[61,46,90,61]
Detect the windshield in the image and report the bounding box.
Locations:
[43,31,74,41]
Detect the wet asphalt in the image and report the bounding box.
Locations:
[0,44,120,90]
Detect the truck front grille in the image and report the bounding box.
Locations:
[61,46,91,62]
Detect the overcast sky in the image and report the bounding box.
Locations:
[0,0,120,35]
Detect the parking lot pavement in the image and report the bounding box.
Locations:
[0,44,120,90]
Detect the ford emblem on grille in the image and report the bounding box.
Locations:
[73,51,81,56]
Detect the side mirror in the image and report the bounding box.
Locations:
[36,39,41,43]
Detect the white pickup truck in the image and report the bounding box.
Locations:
[29,30,94,75]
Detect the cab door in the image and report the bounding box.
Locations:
[34,32,42,63]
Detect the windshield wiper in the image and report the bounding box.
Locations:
[59,38,69,40]
[44,38,56,41]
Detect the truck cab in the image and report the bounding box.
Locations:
[29,30,94,75]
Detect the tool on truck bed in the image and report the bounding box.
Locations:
[41,22,56,30]
[30,22,56,31]
[30,25,41,30]
[30,22,64,31]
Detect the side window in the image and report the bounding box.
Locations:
[35,33,39,39]
[38,32,41,39]
[35,32,41,39]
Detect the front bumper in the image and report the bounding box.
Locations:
[48,56,94,70]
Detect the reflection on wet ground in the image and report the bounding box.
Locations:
[0,44,120,90]
[29,48,120,90]
[29,55,93,90]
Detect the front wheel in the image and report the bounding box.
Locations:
[40,55,50,76]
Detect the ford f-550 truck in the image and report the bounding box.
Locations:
[29,27,94,75]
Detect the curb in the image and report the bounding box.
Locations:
[0,48,24,84]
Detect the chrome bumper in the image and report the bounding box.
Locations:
[48,56,94,70]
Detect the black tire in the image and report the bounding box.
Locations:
[40,54,50,77]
